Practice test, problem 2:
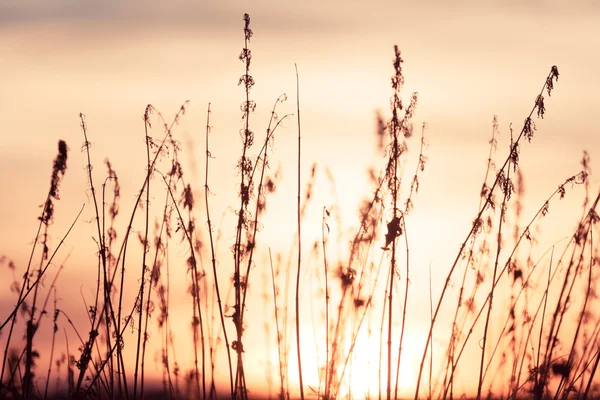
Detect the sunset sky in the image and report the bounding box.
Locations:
[1,1,600,398]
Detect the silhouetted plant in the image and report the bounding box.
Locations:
[5,13,600,400]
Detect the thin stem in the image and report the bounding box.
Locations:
[269,249,285,400]
[294,62,305,400]
[133,108,153,400]
[322,207,330,399]
[43,288,58,400]
[204,103,234,398]
[476,143,512,400]
[414,66,559,399]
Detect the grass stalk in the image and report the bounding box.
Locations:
[322,207,330,399]
[133,106,153,400]
[414,65,560,400]
[204,102,235,398]
[294,62,305,400]
[476,140,513,400]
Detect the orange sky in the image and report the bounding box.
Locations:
[1,1,600,399]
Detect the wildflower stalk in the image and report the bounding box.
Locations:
[232,13,255,398]
[268,249,286,400]
[159,171,205,398]
[294,62,305,400]
[583,350,600,399]
[24,217,50,399]
[204,102,235,398]
[476,146,513,400]
[442,167,586,399]
[533,247,553,398]
[25,140,69,398]
[78,104,188,400]
[394,123,425,400]
[322,207,330,399]
[240,95,289,322]
[542,192,599,399]
[414,65,560,400]
[111,103,187,398]
[101,162,119,397]
[74,114,112,397]
[443,116,499,400]
[0,140,68,395]
[383,45,417,400]
[43,288,58,400]
[140,173,172,399]
[133,105,153,400]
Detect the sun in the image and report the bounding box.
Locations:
[338,330,421,399]
[270,325,424,399]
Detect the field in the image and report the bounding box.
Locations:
[2,8,600,400]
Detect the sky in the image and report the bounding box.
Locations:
[1,1,600,399]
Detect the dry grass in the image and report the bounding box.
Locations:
[1,12,599,400]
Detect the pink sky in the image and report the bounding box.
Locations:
[1,1,600,398]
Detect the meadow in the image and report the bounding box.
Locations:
[1,12,599,400]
